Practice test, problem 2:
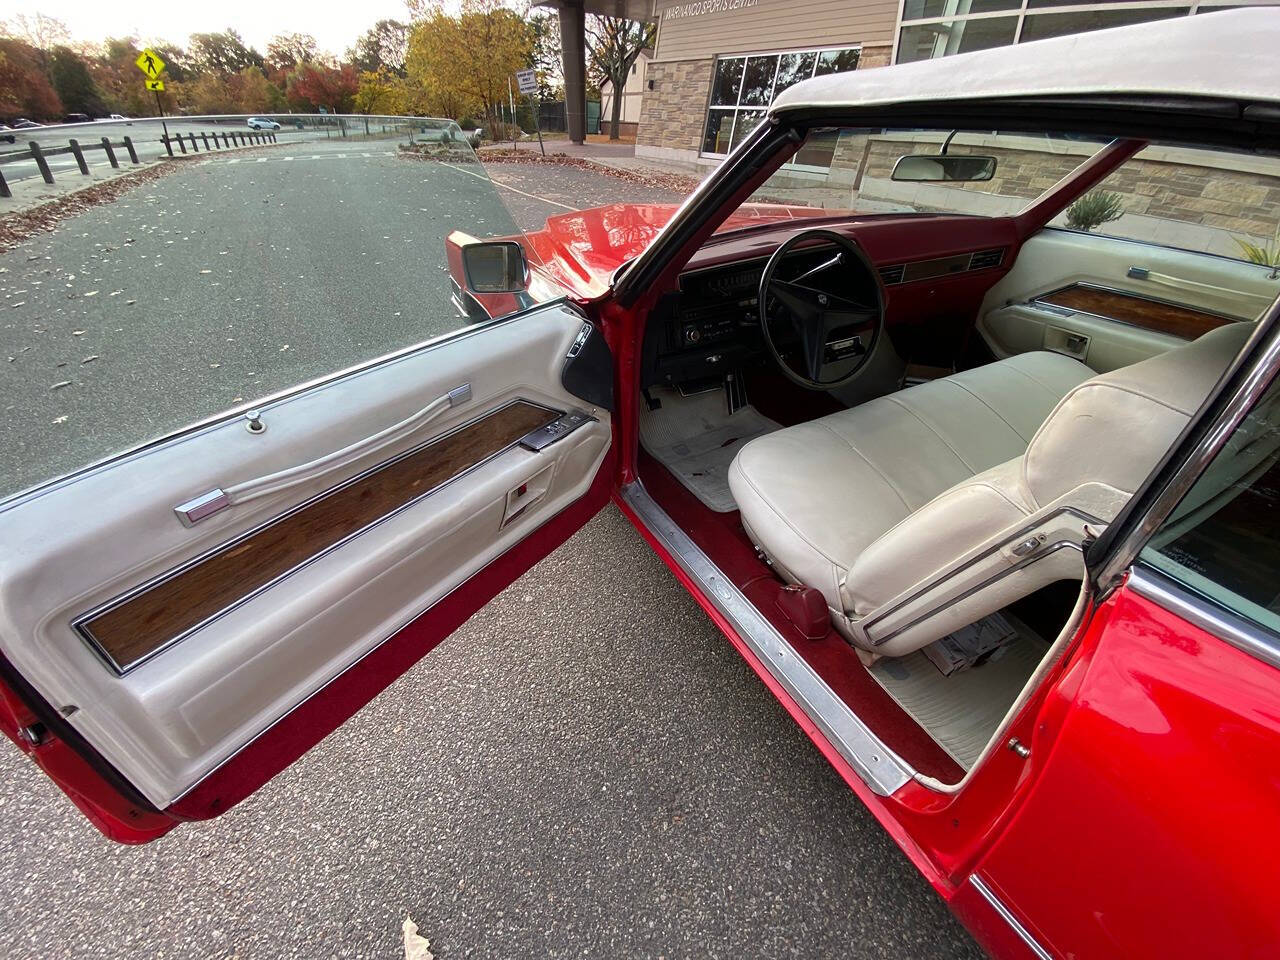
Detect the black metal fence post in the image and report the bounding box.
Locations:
[202,132,210,150]
[176,135,187,154]
[29,142,53,184]
[161,134,173,157]
[187,133,198,152]
[123,136,139,163]
[68,139,91,175]
[101,137,119,168]
[0,168,10,199]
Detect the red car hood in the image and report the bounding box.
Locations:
[519,202,833,300]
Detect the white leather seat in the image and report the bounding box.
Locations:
[729,323,1253,656]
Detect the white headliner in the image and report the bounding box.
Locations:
[770,9,1280,116]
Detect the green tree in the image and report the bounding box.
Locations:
[49,45,105,115]
[187,29,263,75]
[529,11,562,100]
[350,20,410,77]
[265,32,318,73]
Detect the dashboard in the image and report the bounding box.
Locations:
[643,215,1017,390]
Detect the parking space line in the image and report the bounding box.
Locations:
[436,160,580,212]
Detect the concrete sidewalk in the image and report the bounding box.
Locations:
[480,137,710,185]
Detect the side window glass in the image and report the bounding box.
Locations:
[0,120,534,502]
[1048,143,1280,266]
[1143,374,1280,635]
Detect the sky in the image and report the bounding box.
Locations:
[0,1,422,57]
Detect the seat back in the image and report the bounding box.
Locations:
[842,321,1255,657]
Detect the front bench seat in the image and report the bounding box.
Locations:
[728,322,1253,656]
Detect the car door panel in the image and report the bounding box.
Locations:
[0,303,611,814]
[979,229,1275,371]
[973,578,1280,959]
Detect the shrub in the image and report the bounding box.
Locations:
[1065,189,1125,232]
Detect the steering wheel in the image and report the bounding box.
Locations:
[758,229,885,390]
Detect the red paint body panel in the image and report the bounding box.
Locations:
[978,582,1280,959]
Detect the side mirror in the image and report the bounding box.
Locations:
[462,241,528,294]
[891,154,997,183]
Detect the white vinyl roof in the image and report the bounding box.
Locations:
[770,8,1280,117]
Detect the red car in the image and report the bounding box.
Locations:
[3,11,1280,959]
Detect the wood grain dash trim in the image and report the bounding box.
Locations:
[77,400,559,673]
[1039,284,1235,341]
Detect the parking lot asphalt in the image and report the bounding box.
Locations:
[0,507,984,960]
[0,139,985,959]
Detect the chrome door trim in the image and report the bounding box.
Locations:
[619,480,912,796]
[970,874,1054,960]
[1128,564,1280,673]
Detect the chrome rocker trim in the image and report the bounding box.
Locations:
[619,480,913,796]
[970,874,1054,960]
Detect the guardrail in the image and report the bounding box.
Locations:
[0,136,140,198]
[160,130,278,157]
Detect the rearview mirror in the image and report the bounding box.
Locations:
[462,241,528,293]
[891,154,997,183]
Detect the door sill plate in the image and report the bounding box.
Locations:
[619,481,912,796]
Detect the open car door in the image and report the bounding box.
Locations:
[0,302,613,842]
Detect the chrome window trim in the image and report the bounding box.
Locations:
[0,298,578,515]
[1128,564,1280,672]
[1094,306,1280,590]
[619,480,913,796]
[72,397,561,676]
[969,873,1055,960]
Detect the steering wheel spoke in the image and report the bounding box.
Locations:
[758,230,885,391]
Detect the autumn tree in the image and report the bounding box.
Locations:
[286,62,358,113]
[587,16,654,140]
[406,0,532,131]
[350,20,409,77]
[354,69,407,114]
[0,37,61,119]
[265,32,318,73]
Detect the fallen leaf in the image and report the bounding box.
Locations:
[50,380,72,390]
[402,917,433,960]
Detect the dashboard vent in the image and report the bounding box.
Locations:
[968,248,1005,271]
[878,263,905,286]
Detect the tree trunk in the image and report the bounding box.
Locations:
[608,72,624,141]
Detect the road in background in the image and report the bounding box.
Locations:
[1,117,414,183]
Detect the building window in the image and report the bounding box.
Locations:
[701,46,861,157]
[895,1,1261,65]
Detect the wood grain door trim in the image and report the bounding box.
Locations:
[1037,283,1236,341]
[76,399,560,674]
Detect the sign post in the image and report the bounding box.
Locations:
[507,77,517,151]
[135,48,169,143]
[515,68,544,157]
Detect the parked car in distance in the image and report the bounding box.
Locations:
[62,113,92,124]
[108,114,132,125]
[247,117,281,131]
[0,124,15,144]
[11,118,42,129]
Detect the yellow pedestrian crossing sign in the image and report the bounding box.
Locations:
[135,49,166,79]
[145,79,165,92]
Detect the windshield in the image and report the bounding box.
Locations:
[724,127,1109,229]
